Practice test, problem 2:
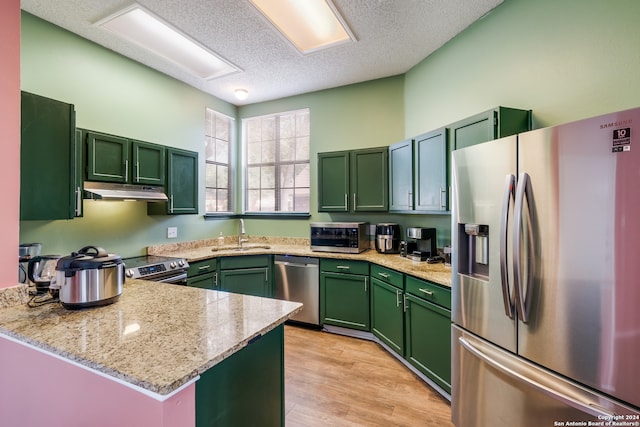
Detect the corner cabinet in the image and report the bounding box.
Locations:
[404,276,451,394]
[20,91,81,220]
[389,128,449,213]
[320,259,370,331]
[370,265,405,355]
[148,148,198,215]
[318,147,388,212]
[450,106,531,150]
[84,131,166,185]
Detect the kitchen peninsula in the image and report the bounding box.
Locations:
[0,280,302,427]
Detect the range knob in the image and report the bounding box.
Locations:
[125,269,134,278]
[178,260,185,267]
[170,261,177,269]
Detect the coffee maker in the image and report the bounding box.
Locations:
[402,227,437,262]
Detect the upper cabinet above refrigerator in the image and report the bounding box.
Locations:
[450,106,531,151]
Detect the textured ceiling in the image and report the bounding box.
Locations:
[21,0,504,105]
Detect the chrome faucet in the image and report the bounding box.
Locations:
[238,218,249,248]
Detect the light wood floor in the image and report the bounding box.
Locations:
[284,325,454,427]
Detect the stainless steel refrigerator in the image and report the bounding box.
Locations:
[451,107,640,426]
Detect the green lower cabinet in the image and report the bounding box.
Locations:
[320,270,370,331]
[404,292,451,393]
[196,324,284,427]
[187,259,217,289]
[219,267,271,297]
[187,272,217,289]
[218,255,273,298]
[371,277,405,355]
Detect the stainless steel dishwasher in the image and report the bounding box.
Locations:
[274,255,319,326]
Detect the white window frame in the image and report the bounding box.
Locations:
[204,108,234,214]
[241,108,310,214]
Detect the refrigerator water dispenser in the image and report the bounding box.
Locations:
[458,224,489,278]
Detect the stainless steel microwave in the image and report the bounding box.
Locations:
[310,222,369,253]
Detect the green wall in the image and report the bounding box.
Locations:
[404,0,640,136]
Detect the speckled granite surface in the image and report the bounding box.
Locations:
[0,280,302,395]
[0,284,29,308]
[148,236,452,287]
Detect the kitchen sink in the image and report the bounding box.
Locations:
[211,244,271,252]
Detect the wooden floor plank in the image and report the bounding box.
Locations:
[284,325,454,427]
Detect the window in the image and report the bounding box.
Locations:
[205,108,233,213]
[243,109,310,213]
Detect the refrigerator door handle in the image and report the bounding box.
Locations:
[513,172,535,323]
[500,174,516,319]
[458,336,618,419]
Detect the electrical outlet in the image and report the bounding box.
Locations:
[167,227,178,239]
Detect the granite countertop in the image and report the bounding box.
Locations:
[148,236,452,288]
[0,280,302,396]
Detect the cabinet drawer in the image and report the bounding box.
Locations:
[187,258,217,277]
[219,254,270,270]
[370,264,403,289]
[405,276,451,310]
[320,259,369,275]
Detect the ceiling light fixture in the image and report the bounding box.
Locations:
[234,89,249,100]
[249,0,356,54]
[95,3,241,80]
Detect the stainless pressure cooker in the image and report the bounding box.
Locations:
[55,246,124,309]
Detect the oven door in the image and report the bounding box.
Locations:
[151,271,188,285]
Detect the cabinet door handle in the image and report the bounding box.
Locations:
[75,186,82,217]
[344,193,348,209]
[214,272,218,288]
[396,289,401,307]
[364,276,368,292]
[336,266,350,270]
[136,161,140,182]
[353,193,357,209]
[440,188,447,209]
[419,288,434,296]
[403,293,408,312]
[124,160,129,182]
[198,265,211,271]
[169,195,174,213]
[408,192,413,209]
[378,272,389,279]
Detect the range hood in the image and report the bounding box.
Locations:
[83,181,168,202]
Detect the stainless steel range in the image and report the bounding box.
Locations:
[122,255,189,284]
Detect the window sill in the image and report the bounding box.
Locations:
[204,213,311,220]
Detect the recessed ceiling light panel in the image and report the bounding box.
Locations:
[95,4,241,80]
[249,0,356,54]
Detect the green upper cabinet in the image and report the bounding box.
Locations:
[450,106,531,150]
[318,147,388,212]
[317,151,350,212]
[414,128,448,212]
[131,140,166,185]
[86,131,130,183]
[388,139,413,211]
[351,148,388,211]
[85,131,165,185]
[149,147,198,215]
[389,128,448,213]
[20,91,81,220]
